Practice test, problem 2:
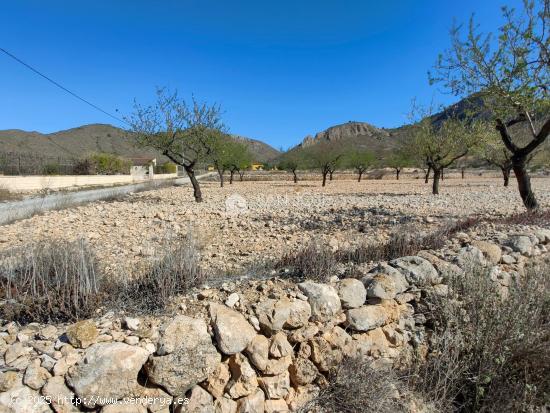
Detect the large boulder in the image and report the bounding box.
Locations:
[254,299,292,334]
[346,306,388,332]
[41,375,80,413]
[365,274,398,300]
[65,320,98,349]
[66,342,148,408]
[285,299,311,329]
[337,278,366,308]
[298,281,341,322]
[0,380,51,412]
[145,316,220,396]
[237,389,265,413]
[245,334,269,371]
[455,246,487,268]
[389,256,439,286]
[210,304,256,354]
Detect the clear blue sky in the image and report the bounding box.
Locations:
[0,0,523,149]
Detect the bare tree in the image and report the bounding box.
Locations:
[431,0,550,209]
[126,88,225,202]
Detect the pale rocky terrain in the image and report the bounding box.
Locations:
[0,177,549,277]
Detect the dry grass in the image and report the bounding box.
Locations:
[277,239,337,282]
[0,238,101,323]
[111,232,205,313]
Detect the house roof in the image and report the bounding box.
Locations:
[129,157,155,166]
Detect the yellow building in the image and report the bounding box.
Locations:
[250,163,264,171]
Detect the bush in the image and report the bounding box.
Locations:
[278,239,337,282]
[114,232,205,313]
[89,153,131,175]
[407,260,550,412]
[0,238,101,323]
[157,162,177,174]
[302,357,408,413]
[43,163,60,175]
[72,158,96,175]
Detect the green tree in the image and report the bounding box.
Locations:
[278,151,305,183]
[126,87,225,202]
[303,142,343,187]
[384,150,412,180]
[431,0,550,209]
[226,141,252,183]
[412,110,484,195]
[344,150,375,182]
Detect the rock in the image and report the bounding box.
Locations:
[156,315,206,356]
[245,334,269,371]
[210,304,256,354]
[225,293,240,308]
[367,263,409,293]
[501,254,516,264]
[389,256,439,286]
[508,235,533,256]
[67,342,148,408]
[0,371,19,392]
[257,371,290,399]
[269,332,293,358]
[322,326,353,354]
[263,355,292,375]
[298,281,341,322]
[255,299,291,334]
[214,397,238,413]
[24,359,52,390]
[0,381,51,412]
[288,325,319,344]
[264,399,289,413]
[66,320,98,349]
[472,241,502,265]
[227,353,258,398]
[236,389,265,413]
[346,305,388,332]
[365,274,398,300]
[284,299,311,329]
[534,229,550,244]
[4,341,32,365]
[123,317,141,331]
[185,385,214,413]
[289,357,318,386]
[338,278,366,308]
[309,337,343,372]
[41,375,80,413]
[39,325,59,340]
[205,362,231,399]
[145,317,220,396]
[417,251,463,280]
[455,246,487,268]
[102,404,147,413]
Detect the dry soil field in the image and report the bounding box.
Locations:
[1,176,549,277]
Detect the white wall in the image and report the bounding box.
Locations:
[0,173,177,192]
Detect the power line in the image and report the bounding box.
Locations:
[0,47,128,126]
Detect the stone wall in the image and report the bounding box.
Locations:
[1,226,549,412]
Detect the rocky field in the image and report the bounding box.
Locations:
[0,177,549,277]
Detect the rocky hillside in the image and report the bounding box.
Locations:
[0,124,281,163]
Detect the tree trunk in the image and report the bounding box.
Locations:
[424,166,431,183]
[440,168,444,181]
[292,170,298,183]
[322,172,328,187]
[396,168,400,180]
[184,165,202,202]
[461,168,465,179]
[229,170,234,184]
[358,171,363,182]
[239,171,244,181]
[218,169,224,187]
[501,166,511,187]
[329,171,334,181]
[512,156,538,209]
[432,168,441,195]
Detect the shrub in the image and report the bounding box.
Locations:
[302,357,408,413]
[406,260,550,412]
[43,163,61,175]
[89,153,131,175]
[157,162,177,174]
[278,239,337,282]
[0,238,101,323]
[114,232,205,313]
[72,158,96,175]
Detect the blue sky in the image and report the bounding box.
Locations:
[0,0,523,149]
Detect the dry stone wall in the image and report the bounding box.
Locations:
[1,225,549,412]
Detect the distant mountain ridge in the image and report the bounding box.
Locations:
[0,124,281,163]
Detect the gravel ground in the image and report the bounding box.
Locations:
[0,176,548,276]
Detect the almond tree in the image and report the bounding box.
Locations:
[431,0,549,209]
[304,142,343,187]
[384,150,412,180]
[278,152,304,184]
[227,142,252,183]
[413,113,483,194]
[344,150,375,182]
[126,87,225,202]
